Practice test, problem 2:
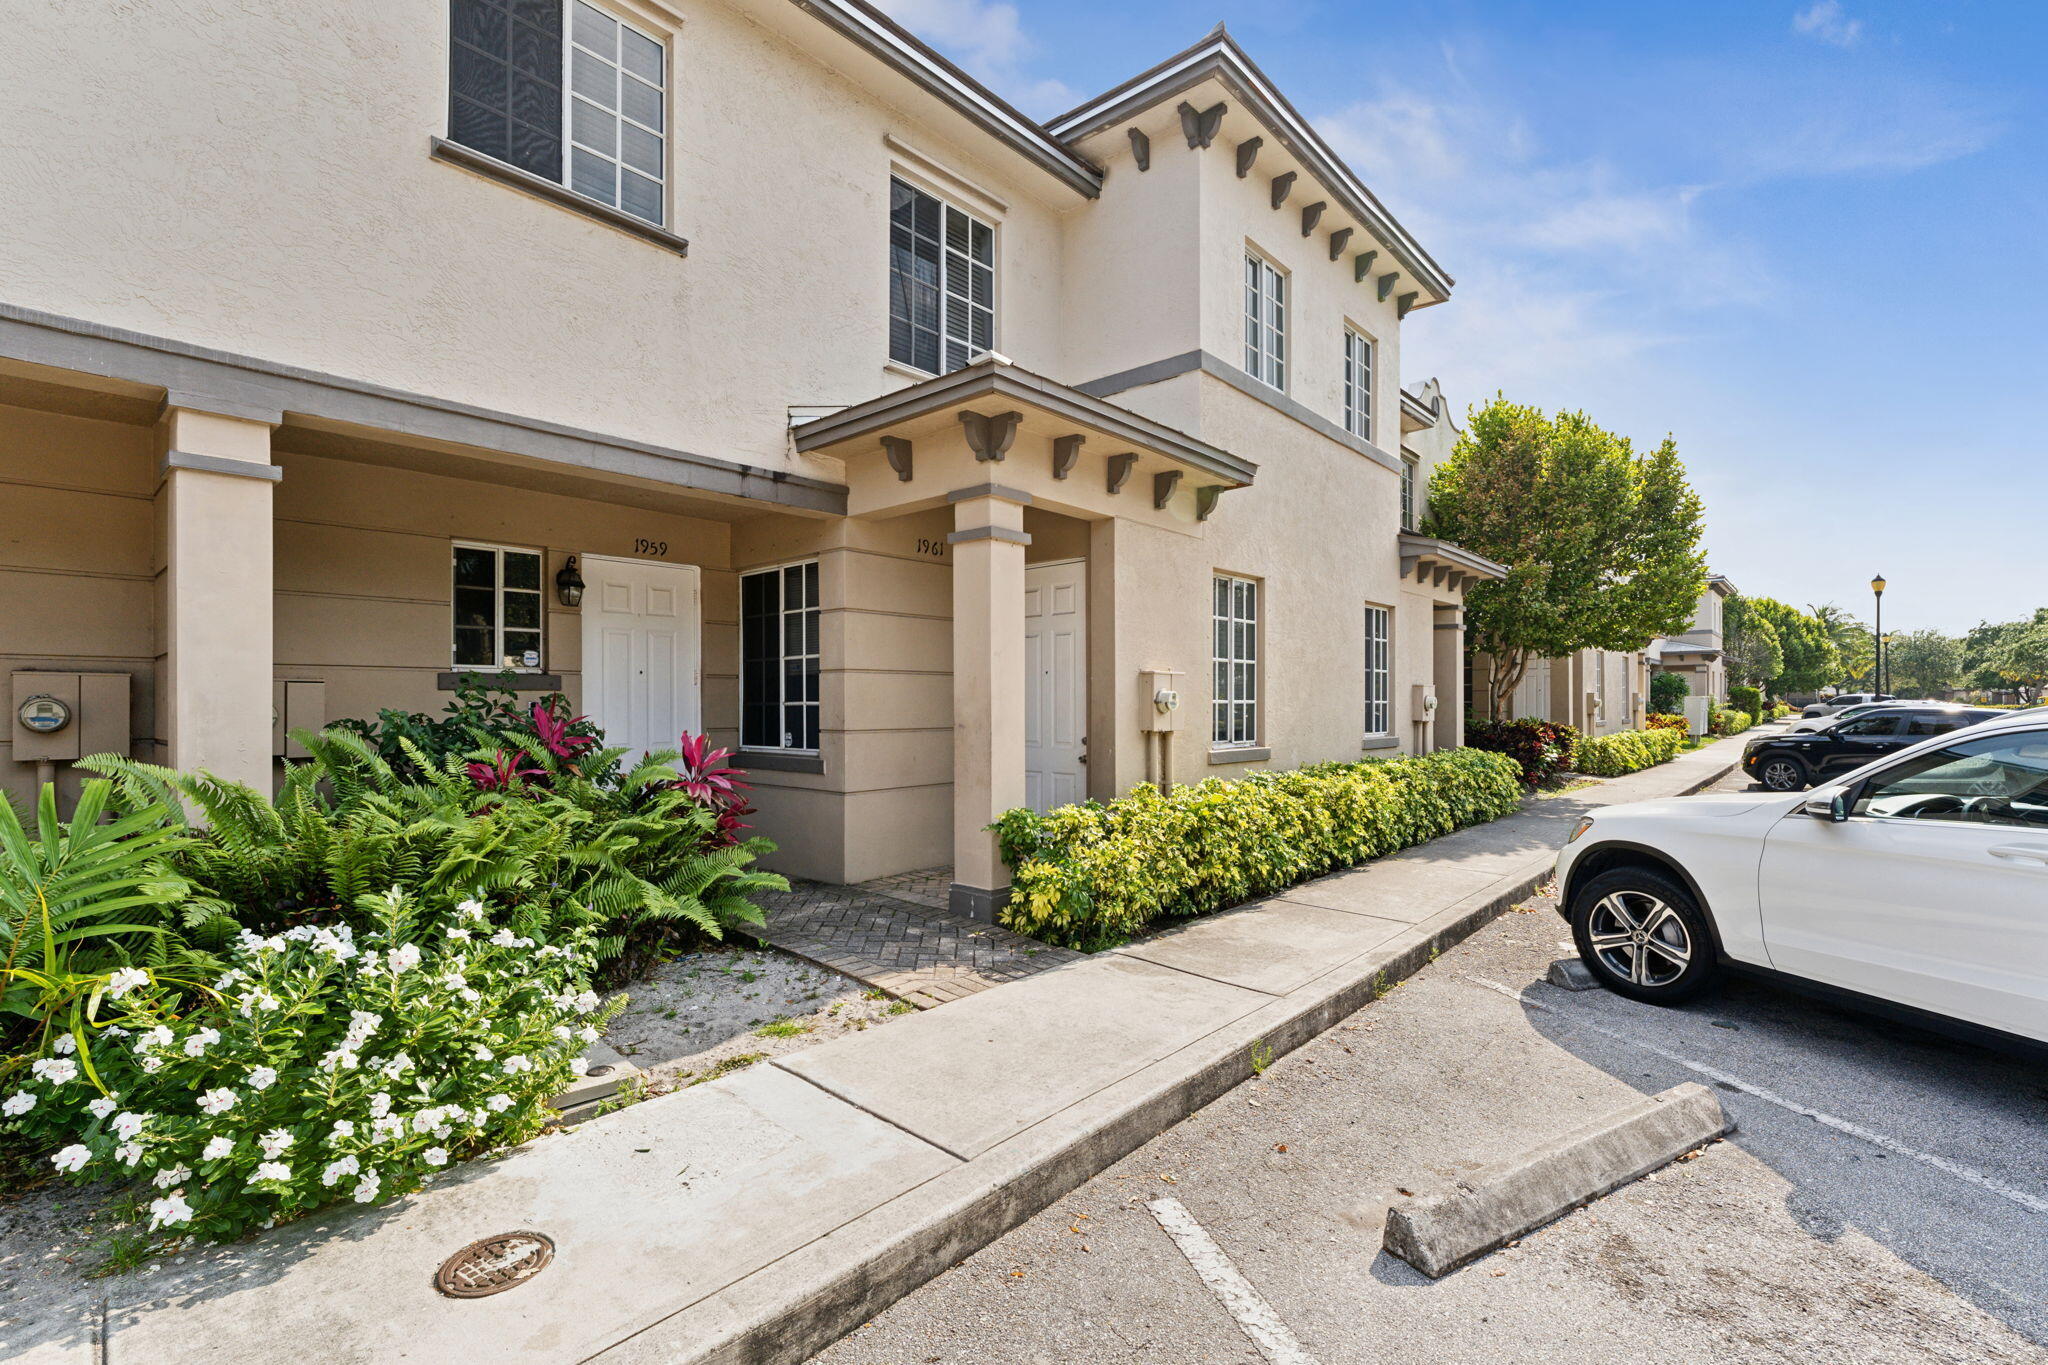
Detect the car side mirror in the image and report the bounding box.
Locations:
[1802,791,1850,823]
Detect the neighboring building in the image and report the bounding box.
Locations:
[1468,648,1649,738]
[0,11,1504,918]
[1651,575,1738,704]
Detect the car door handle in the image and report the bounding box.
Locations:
[1988,844,2048,868]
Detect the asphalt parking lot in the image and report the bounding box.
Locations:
[816,768,2048,1364]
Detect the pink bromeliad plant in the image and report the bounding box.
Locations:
[466,749,545,792]
[528,700,599,762]
[668,733,755,846]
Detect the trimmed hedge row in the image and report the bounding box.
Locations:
[1711,707,1754,736]
[1464,717,1583,786]
[1573,725,1688,777]
[1645,712,1689,733]
[993,748,1526,950]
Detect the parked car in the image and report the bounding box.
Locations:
[1555,709,2048,1048]
[1800,691,1895,718]
[1785,699,1929,734]
[1742,707,2002,791]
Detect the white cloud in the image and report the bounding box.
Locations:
[870,0,1076,117]
[1792,2,1865,48]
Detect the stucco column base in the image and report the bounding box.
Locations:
[156,405,277,793]
[947,491,1030,923]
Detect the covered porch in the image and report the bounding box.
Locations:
[793,355,1256,919]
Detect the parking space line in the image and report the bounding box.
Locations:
[1469,975,2048,1216]
[1146,1197,1322,1365]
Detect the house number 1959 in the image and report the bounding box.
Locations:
[633,538,669,556]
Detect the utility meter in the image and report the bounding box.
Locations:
[17,694,71,734]
[1154,688,1179,714]
[1140,668,1184,733]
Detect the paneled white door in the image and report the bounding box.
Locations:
[581,556,701,765]
[1024,560,1087,813]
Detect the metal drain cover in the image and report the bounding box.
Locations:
[434,1230,556,1298]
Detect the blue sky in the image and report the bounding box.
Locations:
[876,0,2046,636]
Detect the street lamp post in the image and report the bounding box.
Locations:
[1870,574,1887,695]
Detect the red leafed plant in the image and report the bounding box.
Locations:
[529,699,600,761]
[669,733,755,846]
[467,749,546,791]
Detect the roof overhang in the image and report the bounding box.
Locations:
[1400,388,1439,435]
[1707,574,1738,598]
[1398,533,1506,594]
[793,357,1256,488]
[772,0,1103,201]
[1047,28,1453,304]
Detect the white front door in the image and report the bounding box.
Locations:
[580,556,701,765]
[1024,560,1087,813]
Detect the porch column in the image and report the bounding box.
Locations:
[1433,605,1463,750]
[947,485,1031,921]
[156,403,278,791]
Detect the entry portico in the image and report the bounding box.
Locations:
[793,355,1257,918]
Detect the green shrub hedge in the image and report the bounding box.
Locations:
[1728,684,1763,725]
[993,748,1525,950]
[1711,707,1754,736]
[1573,725,1688,777]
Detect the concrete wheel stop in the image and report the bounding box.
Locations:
[1383,1082,1732,1277]
[550,1039,644,1123]
[1546,957,1599,991]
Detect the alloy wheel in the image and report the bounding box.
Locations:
[1760,759,1803,791]
[1587,890,1693,988]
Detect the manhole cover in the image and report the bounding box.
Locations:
[434,1231,556,1298]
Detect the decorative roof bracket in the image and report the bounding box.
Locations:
[1178,100,1225,149]
[879,435,912,482]
[1300,201,1326,236]
[1153,469,1183,509]
[1353,249,1378,283]
[1195,485,1224,521]
[1328,227,1353,261]
[1270,170,1296,208]
[1376,272,1399,302]
[1052,433,1084,480]
[1397,291,1419,318]
[1106,451,1137,494]
[1128,128,1150,171]
[959,410,1022,462]
[1234,136,1262,177]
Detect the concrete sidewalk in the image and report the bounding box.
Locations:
[15,730,1764,1365]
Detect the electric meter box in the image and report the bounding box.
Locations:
[11,671,130,763]
[273,681,327,759]
[1140,668,1184,733]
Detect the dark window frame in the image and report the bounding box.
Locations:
[889,177,996,375]
[741,561,821,752]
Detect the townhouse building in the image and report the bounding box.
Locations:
[0,3,1501,917]
[1650,575,1738,704]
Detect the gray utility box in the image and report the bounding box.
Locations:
[11,671,130,763]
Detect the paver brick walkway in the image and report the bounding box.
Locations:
[751,867,1085,1009]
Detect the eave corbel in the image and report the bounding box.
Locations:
[1195,485,1224,521]
[1051,433,1084,480]
[1178,100,1225,149]
[1270,171,1296,209]
[1353,250,1378,283]
[879,435,912,482]
[1300,201,1327,236]
[1234,137,1262,177]
[1328,227,1353,261]
[959,410,1022,462]
[1397,291,1420,318]
[1153,469,1182,509]
[1128,128,1151,171]
[1106,452,1137,494]
[1377,273,1399,303]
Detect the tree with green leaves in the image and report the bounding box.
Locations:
[1881,629,1964,699]
[1723,596,1784,690]
[1964,610,2048,696]
[1808,603,1874,688]
[1425,399,1708,720]
[1744,598,1840,695]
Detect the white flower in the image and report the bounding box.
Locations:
[459,987,480,1003]
[197,1088,238,1116]
[112,1111,147,1141]
[372,1116,405,1140]
[485,1093,513,1113]
[239,989,281,1016]
[569,1057,590,1077]
[52,1033,76,1055]
[388,943,422,975]
[472,1044,494,1062]
[500,1055,533,1076]
[116,1142,144,1166]
[183,1027,221,1058]
[490,928,518,948]
[551,1024,573,1042]
[148,1193,194,1229]
[572,991,600,1015]
[422,1146,448,1167]
[329,1120,355,1141]
[87,1095,117,1119]
[101,1025,130,1039]
[320,1156,359,1187]
[105,966,150,998]
[202,1136,235,1161]
[446,928,471,942]
[31,1057,79,1084]
[379,1053,412,1080]
[457,897,487,920]
[369,1092,392,1119]
[154,1164,191,1189]
[249,1065,279,1092]
[252,1161,292,1184]
[51,1144,91,1173]
[3,1092,35,1116]
[353,1173,382,1204]
[139,1055,164,1074]
[136,1026,173,1053]
[320,1048,360,1073]
[577,1026,600,1044]
[258,1129,294,1159]
[215,968,246,989]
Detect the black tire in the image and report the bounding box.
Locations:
[1754,753,1809,792]
[1571,866,1720,1004]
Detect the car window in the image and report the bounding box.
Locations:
[1835,715,1901,737]
[1906,712,1969,737]
[1856,729,2048,826]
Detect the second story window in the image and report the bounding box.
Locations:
[890,179,995,375]
[1344,328,1373,439]
[1245,252,1286,389]
[1400,458,1418,531]
[449,0,667,226]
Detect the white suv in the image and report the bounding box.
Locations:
[1553,711,2048,1047]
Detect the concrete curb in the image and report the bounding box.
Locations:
[1382,1081,1734,1278]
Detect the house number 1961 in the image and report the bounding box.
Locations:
[914,538,946,558]
[633,538,669,556]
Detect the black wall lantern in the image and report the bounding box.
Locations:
[555,555,586,607]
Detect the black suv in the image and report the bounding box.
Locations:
[1743,706,2004,791]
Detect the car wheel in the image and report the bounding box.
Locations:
[1756,755,1808,791]
[1571,867,1719,1004]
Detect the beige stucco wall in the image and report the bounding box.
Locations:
[0,0,1077,480]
